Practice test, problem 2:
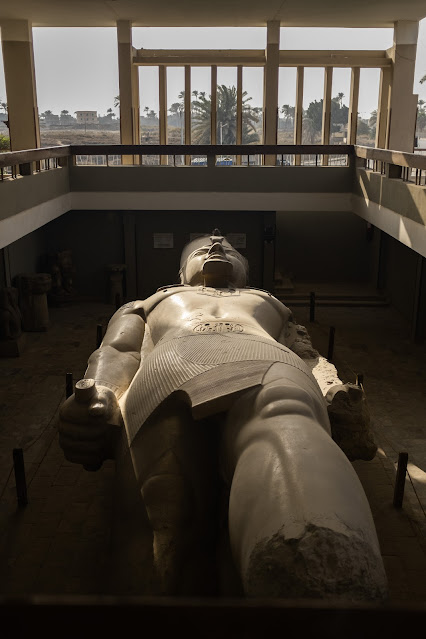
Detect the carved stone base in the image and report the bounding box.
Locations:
[0,332,26,358]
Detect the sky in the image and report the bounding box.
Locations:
[0,23,426,120]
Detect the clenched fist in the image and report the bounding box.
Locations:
[58,378,123,471]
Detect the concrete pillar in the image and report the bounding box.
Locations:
[348,68,360,145]
[0,20,40,151]
[263,21,280,165]
[117,20,140,161]
[388,21,419,152]
[376,67,391,149]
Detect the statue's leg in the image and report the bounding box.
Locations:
[128,396,219,595]
[221,363,388,601]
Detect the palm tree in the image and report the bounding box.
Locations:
[0,98,7,114]
[301,116,316,144]
[191,85,260,144]
[114,95,120,108]
[420,74,426,84]
[369,110,377,128]
[336,92,344,108]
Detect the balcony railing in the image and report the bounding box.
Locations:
[355,145,426,186]
[1,144,425,185]
[0,144,353,180]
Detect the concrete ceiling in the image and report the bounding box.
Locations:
[0,0,425,28]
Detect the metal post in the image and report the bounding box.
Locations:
[309,291,315,322]
[13,448,27,507]
[327,326,335,361]
[393,452,408,509]
[96,324,103,349]
[66,372,73,399]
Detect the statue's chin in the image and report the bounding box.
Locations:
[202,259,232,286]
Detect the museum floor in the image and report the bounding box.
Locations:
[0,288,426,606]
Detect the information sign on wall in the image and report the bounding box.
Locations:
[153,233,174,248]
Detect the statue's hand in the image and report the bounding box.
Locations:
[58,379,123,472]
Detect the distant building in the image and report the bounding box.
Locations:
[75,111,98,124]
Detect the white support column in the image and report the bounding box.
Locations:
[263,20,280,166]
[159,65,168,165]
[0,20,40,151]
[321,66,333,165]
[294,66,304,166]
[388,21,419,152]
[348,67,360,145]
[376,67,391,149]
[117,20,139,163]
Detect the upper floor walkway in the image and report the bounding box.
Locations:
[1,143,426,259]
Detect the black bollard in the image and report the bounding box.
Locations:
[66,372,73,399]
[309,291,315,322]
[13,448,28,507]
[96,324,103,349]
[327,326,335,361]
[393,452,408,509]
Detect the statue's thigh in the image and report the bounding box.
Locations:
[129,395,220,522]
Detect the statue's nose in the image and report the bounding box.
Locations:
[208,242,225,256]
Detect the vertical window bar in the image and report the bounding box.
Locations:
[294,66,304,166]
[321,66,333,166]
[236,65,243,165]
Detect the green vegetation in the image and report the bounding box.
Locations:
[169,85,261,144]
[0,133,10,151]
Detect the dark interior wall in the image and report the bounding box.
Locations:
[7,226,50,282]
[45,211,125,300]
[381,234,419,323]
[275,210,376,283]
[135,211,265,298]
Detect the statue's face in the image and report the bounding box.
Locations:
[182,241,247,287]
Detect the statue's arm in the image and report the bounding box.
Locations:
[58,304,146,470]
[85,306,145,398]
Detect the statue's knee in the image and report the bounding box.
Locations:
[141,474,192,531]
[255,383,316,419]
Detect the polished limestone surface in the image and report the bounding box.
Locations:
[0,292,425,602]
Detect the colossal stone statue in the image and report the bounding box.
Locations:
[59,230,388,601]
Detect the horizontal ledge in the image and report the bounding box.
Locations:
[133,49,390,67]
[355,146,426,170]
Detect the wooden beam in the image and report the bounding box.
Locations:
[294,66,304,166]
[211,66,217,145]
[321,67,333,165]
[159,65,168,164]
[348,67,360,145]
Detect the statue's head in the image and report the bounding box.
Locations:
[179,229,248,287]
